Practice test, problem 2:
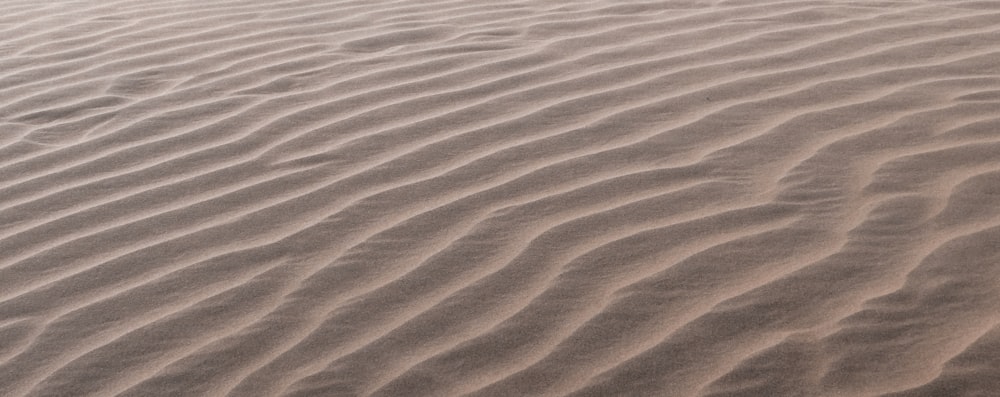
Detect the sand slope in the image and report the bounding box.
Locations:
[2,0,1000,396]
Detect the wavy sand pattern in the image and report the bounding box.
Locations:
[2,0,1000,396]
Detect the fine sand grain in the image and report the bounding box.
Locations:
[3,0,1000,396]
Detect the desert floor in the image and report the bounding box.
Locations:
[2,0,1000,396]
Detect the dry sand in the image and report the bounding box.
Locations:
[2,0,1000,396]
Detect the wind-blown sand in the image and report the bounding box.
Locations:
[2,0,1000,396]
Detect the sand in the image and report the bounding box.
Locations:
[2,0,1000,396]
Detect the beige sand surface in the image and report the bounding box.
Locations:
[3,0,1000,396]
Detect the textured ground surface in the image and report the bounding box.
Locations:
[3,0,1000,396]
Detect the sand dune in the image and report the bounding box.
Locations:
[2,0,1000,396]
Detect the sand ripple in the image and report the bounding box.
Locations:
[2,0,1000,396]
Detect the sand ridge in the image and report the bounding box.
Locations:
[2,0,1000,396]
